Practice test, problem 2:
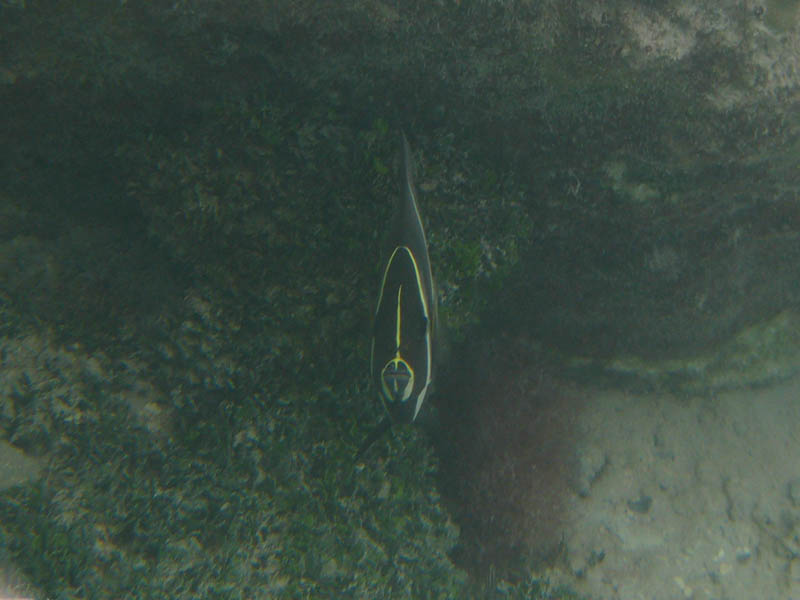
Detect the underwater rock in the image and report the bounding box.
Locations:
[575,444,608,498]
[788,478,800,508]
[0,441,41,492]
[626,493,653,514]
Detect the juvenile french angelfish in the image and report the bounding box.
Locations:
[360,133,437,457]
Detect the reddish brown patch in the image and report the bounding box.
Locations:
[434,334,581,580]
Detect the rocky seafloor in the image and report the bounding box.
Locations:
[1,1,799,598]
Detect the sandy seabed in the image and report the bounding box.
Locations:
[551,375,800,600]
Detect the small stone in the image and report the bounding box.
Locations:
[576,444,608,497]
[320,558,339,579]
[569,548,605,578]
[377,480,391,500]
[787,478,800,507]
[0,441,42,492]
[735,547,752,563]
[627,493,653,514]
[673,576,693,599]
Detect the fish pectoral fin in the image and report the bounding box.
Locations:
[355,418,393,462]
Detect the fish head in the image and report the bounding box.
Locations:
[380,355,414,403]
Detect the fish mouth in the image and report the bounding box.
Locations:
[381,357,414,404]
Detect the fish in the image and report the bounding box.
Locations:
[360,133,437,457]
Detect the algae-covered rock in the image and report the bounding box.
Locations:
[572,309,800,393]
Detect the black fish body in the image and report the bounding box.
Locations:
[370,134,437,425]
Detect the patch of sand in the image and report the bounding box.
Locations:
[553,376,800,599]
